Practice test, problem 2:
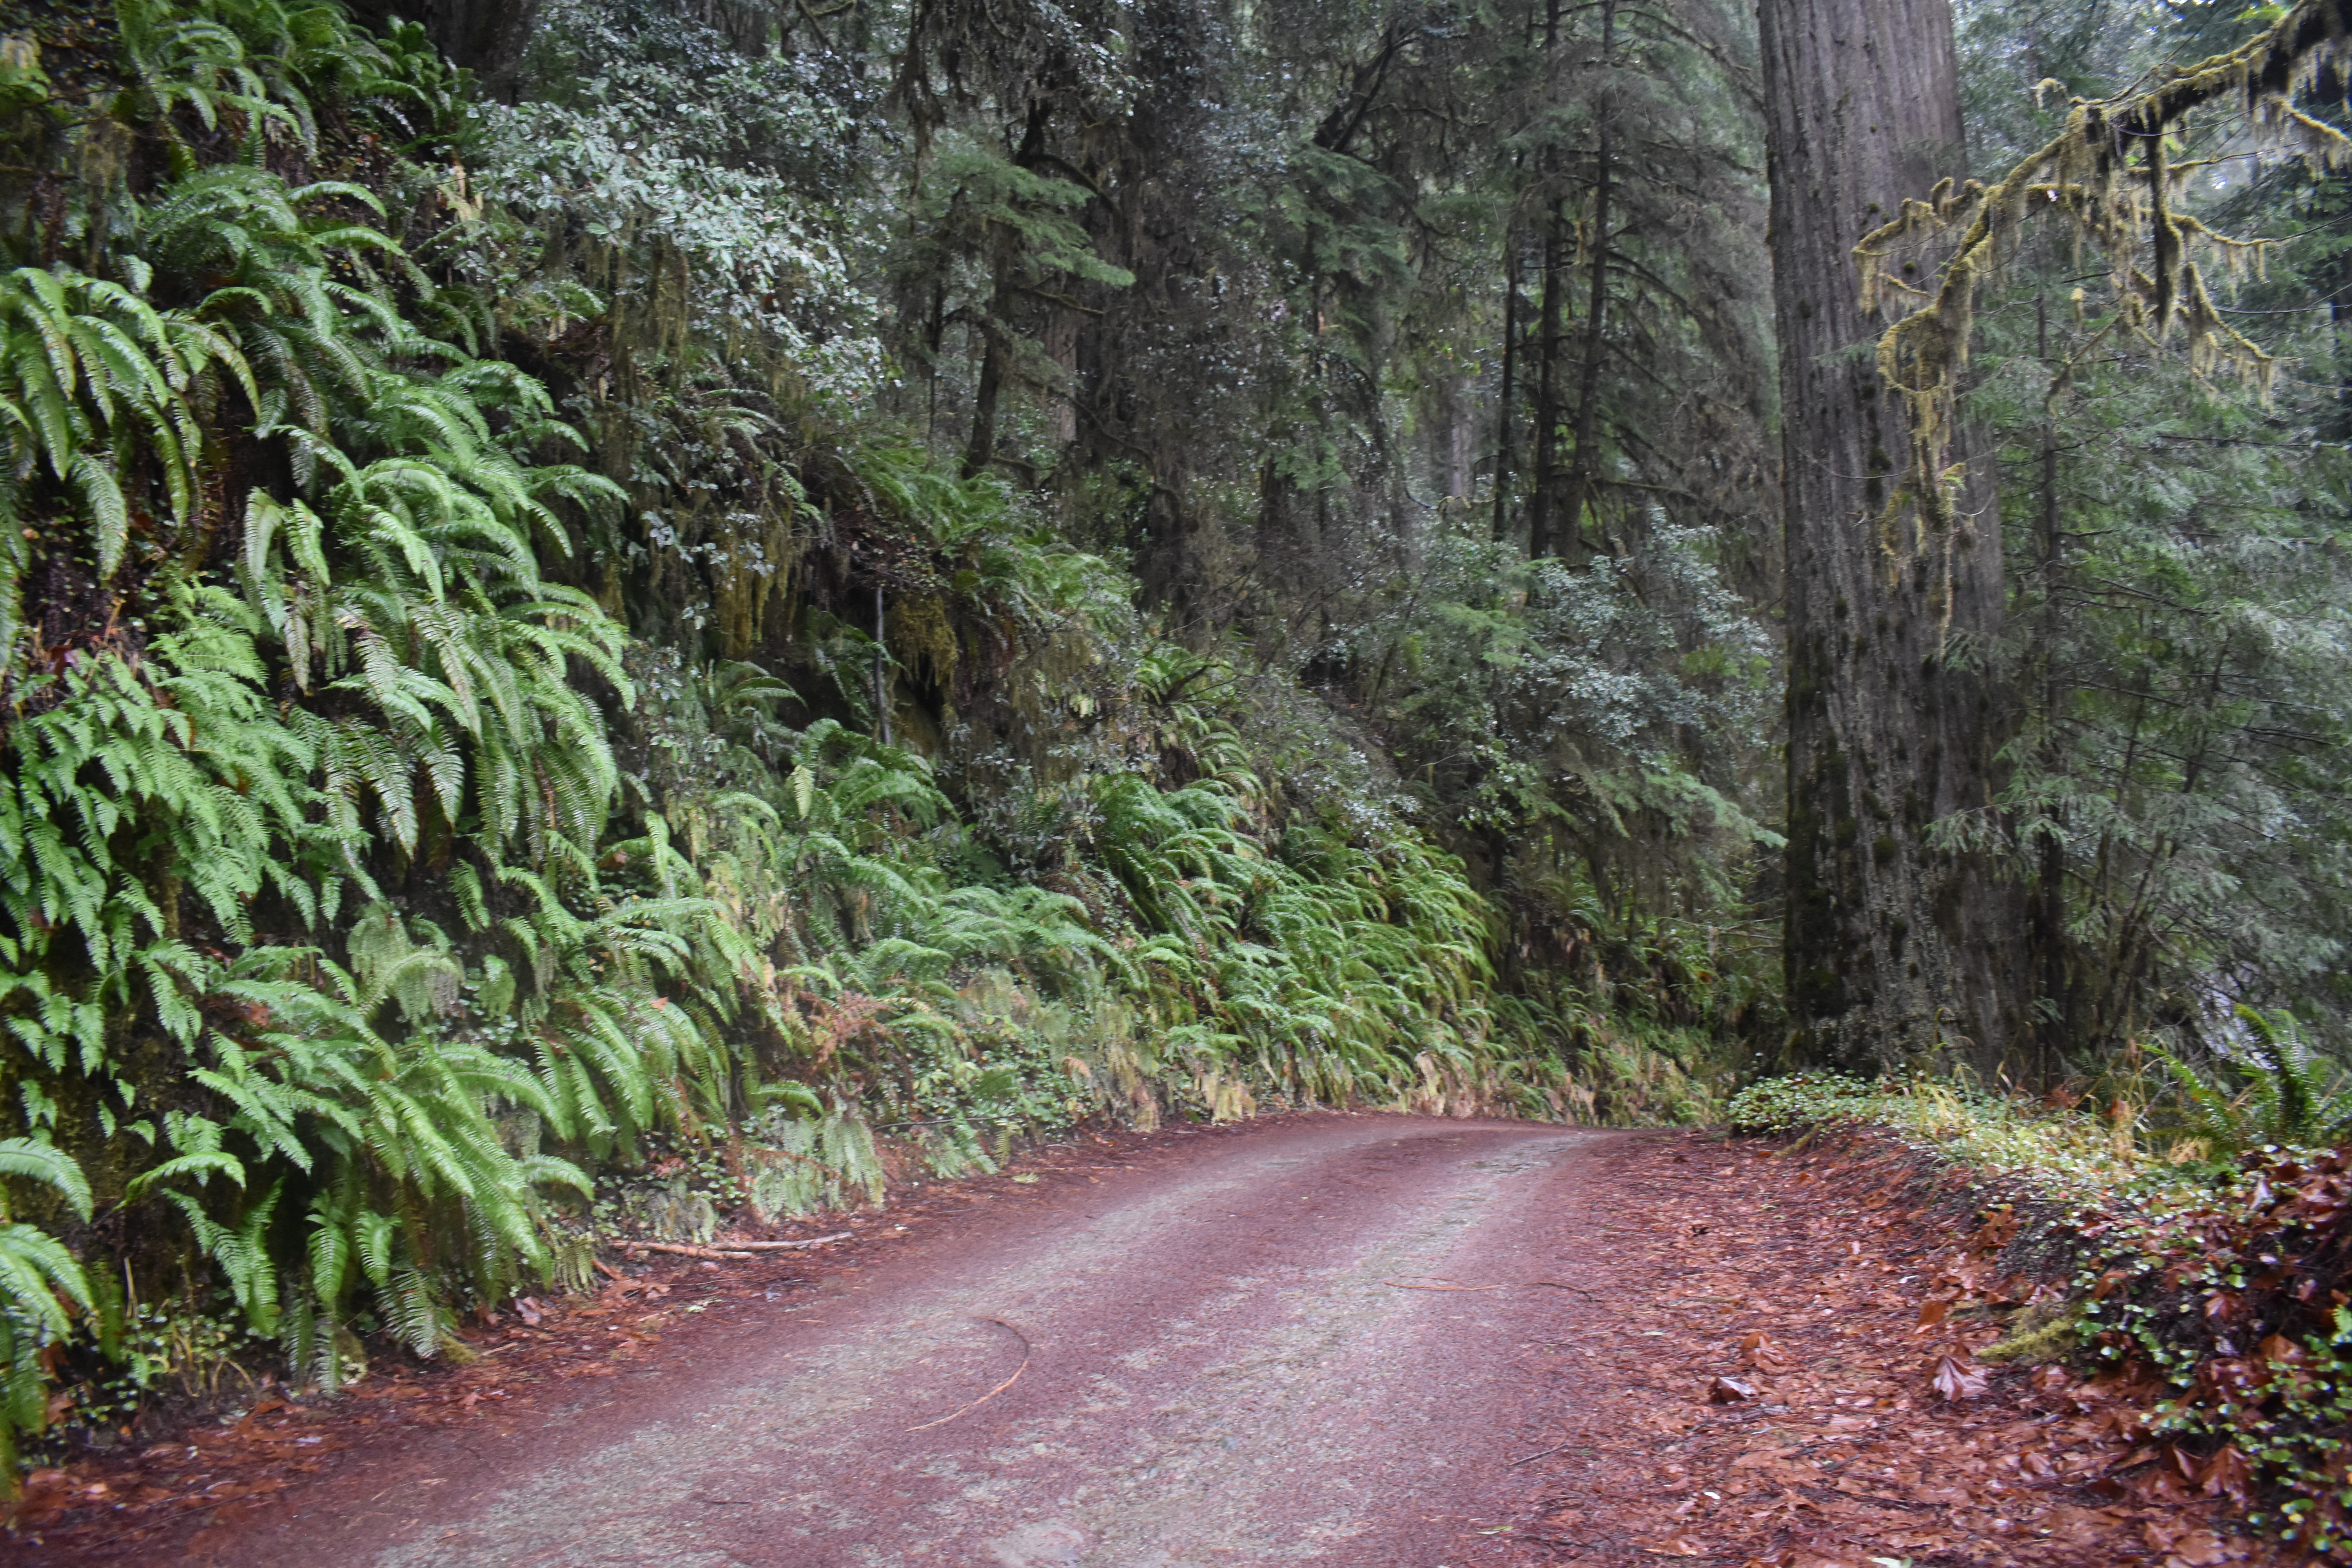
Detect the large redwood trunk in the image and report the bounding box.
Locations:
[1759,0,2025,1074]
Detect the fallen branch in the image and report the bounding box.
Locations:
[1512,1440,1576,1465]
[1384,1278,1509,1291]
[1526,1279,1601,1302]
[907,1317,1032,1433]
[719,1232,854,1251]
[619,1230,855,1261]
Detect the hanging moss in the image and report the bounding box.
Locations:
[1856,0,2352,582]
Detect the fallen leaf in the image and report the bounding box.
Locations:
[2146,1524,2230,1566]
[1709,1375,1759,1403]
[2196,1444,2252,1501]
[1930,1353,1986,1401]
[1730,1447,1797,1470]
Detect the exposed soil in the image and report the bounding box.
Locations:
[0,1116,2312,1567]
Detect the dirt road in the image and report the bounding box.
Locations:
[10,1116,2307,1566]
[165,1115,1613,1567]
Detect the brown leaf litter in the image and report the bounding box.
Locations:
[1483,1133,2321,1568]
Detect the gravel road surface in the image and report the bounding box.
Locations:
[192,1115,1615,1567]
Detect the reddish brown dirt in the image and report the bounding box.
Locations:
[1484,1135,2303,1568]
[0,1118,2307,1567]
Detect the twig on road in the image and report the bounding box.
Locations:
[1383,1277,1599,1301]
[1525,1279,1600,1302]
[906,1317,1032,1433]
[1384,1278,1510,1290]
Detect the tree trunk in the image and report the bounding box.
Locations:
[1492,224,1521,543]
[1559,0,1619,564]
[1528,199,1569,561]
[1760,0,2024,1075]
[2030,292,2071,1081]
[1443,373,1472,502]
[962,101,1050,481]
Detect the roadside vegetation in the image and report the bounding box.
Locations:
[1730,1065,2352,1555]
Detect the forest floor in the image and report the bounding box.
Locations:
[0,1115,2305,1568]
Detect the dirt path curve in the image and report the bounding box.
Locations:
[161,1115,1620,1568]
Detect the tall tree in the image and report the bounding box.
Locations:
[1759,0,2023,1071]
[1867,0,2352,1067]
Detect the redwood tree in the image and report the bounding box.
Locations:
[1759,0,2024,1072]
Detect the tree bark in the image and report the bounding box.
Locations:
[1559,0,1619,564]
[1528,198,1569,561]
[1760,0,2024,1074]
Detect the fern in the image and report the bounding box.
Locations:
[0,264,248,592]
[2155,1009,2352,1158]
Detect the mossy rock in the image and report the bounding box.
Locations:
[1977,1300,2082,1365]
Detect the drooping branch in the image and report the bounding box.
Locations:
[1857,0,2352,563]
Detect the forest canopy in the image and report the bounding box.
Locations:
[0,0,2347,1490]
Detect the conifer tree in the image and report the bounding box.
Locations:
[1759,0,2025,1073]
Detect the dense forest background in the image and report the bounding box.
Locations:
[0,0,2348,1477]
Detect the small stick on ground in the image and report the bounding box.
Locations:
[620,1232,854,1261]
[1383,1277,1597,1300]
[907,1317,1032,1433]
[1384,1279,1511,1291]
[1524,1279,1599,1302]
